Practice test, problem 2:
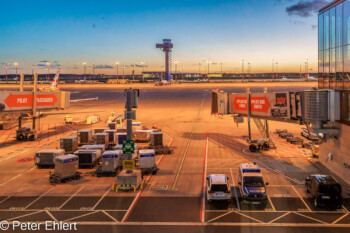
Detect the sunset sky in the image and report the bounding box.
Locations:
[0,0,329,74]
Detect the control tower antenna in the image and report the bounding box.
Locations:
[156,39,173,82]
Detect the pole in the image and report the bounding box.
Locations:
[15,65,18,84]
[264,87,269,140]
[247,88,251,142]
[5,65,7,82]
[20,73,24,91]
[33,73,38,131]
[242,60,244,79]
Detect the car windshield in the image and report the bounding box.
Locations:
[210,184,228,192]
[243,177,264,187]
[320,185,341,194]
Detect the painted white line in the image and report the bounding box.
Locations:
[207,211,234,223]
[235,211,264,223]
[121,192,141,222]
[0,167,35,186]
[64,211,98,222]
[267,195,276,211]
[45,210,58,222]
[230,168,240,210]
[208,137,303,184]
[332,213,349,224]
[24,187,54,209]
[268,212,290,223]
[102,210,119,222]
[58,186,85,210]
[291,185,311,212]
[295,212,327,224]
[342,205,349,213]
[92,186,111,210]
[7,210,43,221]
[0,196,11,205]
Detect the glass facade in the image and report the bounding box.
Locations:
[319,0,350,124]
[318,1,350,90]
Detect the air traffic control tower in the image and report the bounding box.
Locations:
[317,0,350,184]
[156,39,173,82]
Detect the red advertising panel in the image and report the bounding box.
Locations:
[229,92,290,119]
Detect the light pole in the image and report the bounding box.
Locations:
[272,59,274,79]
[174,61,178,81]
[220,62,223,74]
[207,59,210,75]
[46,62,51,80]
[83,62,87,81]
[6,64,8,82]
[92,64,95,76]
[198,63,201,74]
[115,61,119,80]
[306,59,309,80]
[32,65,34,76]
[242,60,244,79]
[275,62,278,78]
[14,62,18,83]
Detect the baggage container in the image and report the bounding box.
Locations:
[132,121,142,131]
[116,133,127,145]
[80,144,106,153]
[94,133,109,147]
[35,149,65,168]
[150,132,163,146]
[135,130,151,142]
[87,115,99,124]
[60,136,78,153]
[116,170,142,190]
[74,149,101,168]
[116,127,127,133]
[102,150,121,172]
[93,128,107,135]
[108,122,117,129]
[139,149,156,169]
[78,130,92,145]
[54,154,79,178]
[105,129,117,144]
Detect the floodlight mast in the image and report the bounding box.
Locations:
[156,39,173,82]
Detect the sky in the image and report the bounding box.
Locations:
[0,0,330,74]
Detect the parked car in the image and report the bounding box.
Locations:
[279,132,293,139]
[305,174,343,208]
[275,129,287,134]
[206,174,231,203]
[302,142,314,149]
[311,145,319,158]
[237,163,268,203]
[301,128,319,140]
[287,137,304,145]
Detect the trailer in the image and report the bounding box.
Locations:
[49,171,82,184]
[142,145,173,155]
[93,165,118,177]
[49,154,81,184]
[248,139,270,152]
[139,149,159,175]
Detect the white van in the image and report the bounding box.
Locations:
[206,174,231,203]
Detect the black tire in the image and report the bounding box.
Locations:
[152,170,157,175]
[249,144,257,153]
[305,185,310,193]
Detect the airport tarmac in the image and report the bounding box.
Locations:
[0,83,349,233]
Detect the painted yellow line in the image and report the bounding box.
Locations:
[172,96,204,190]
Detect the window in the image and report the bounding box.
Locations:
[330,8,336,48]
[324,10,330,49]
[319,13,324,51]
[336,4,342,48]
[319,50,324,73]
[344,1,350,45]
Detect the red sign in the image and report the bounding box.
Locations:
[4,93,57,108]
[4,93,33,108]
[233,96,270,113]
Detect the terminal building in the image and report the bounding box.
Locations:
[318,0,350,184]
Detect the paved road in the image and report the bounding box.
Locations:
[0,84,349,233]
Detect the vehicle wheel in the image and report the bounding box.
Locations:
[314,198,319,208]
[277,111,281,117]
[305,185,310,193]
[208,199,212,203]
[249,144,257,152]
[152,170,157,175]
